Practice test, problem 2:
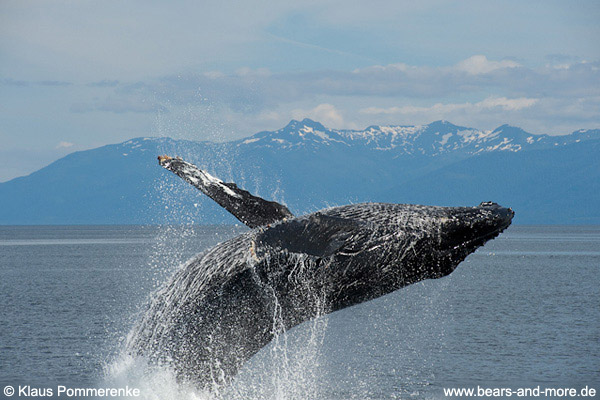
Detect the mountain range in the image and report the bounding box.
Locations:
[1,119,598,225]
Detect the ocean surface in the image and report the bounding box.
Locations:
[0,225,598,399]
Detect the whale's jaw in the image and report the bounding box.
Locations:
[425,202,514,280]
[442,203,513,252]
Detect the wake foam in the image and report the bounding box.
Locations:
[103,312,329,400]
[103,354,213,400]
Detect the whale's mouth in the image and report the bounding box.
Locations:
[441,205,514,259]
[451,220,510,254]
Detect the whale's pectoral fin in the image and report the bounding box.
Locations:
[257,213,364,257]
[158,156,294,228]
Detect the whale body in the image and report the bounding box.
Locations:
[126,157,514,389]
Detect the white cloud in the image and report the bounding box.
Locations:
[54,55,596,137]
[354,55,524,81]
[56,141,74,149]
[257,110,281,122]
[292,103,345,127]
[235,67,272,78]
[203,71,225,79]
[477,97,538,111]
[455,55,521,75]
[70,96,168,114]
[71,56,596,117]
[0,0,296,81]
[353,63,413,73]
[360,96,539,115]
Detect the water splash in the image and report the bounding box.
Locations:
[228,253,330,400]
[103,252,331,400]
[103,354,214,400]
[103,132,329,398]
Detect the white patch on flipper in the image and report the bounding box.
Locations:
[180,163,242,199]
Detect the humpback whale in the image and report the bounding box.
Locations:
[126,156,514,389]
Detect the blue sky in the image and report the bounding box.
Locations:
[1,0,599,181]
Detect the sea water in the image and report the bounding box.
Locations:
[0,225,598,399]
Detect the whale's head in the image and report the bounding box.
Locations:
[432,201,514,274]
[334,202,513,309]
[258,202,513,312]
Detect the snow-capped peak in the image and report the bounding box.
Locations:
[234,120,597,155]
